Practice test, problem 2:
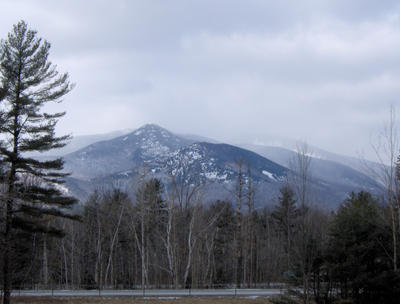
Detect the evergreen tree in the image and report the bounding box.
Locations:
[210,200,235,284]
[326,191,400,304]
[0,21,77,304]
[272,186,298,272]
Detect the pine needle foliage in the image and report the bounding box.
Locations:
[0,20,78,304]
[0,20,78,234]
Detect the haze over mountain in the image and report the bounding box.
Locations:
[59,124,383,209]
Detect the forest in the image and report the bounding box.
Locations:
[3,158,400,304]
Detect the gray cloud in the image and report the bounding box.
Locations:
[0,0,399,161]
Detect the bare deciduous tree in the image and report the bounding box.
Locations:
[369,105,399,271]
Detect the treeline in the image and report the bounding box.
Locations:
[2,171,400,303]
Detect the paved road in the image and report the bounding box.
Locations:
[12,288,284,297]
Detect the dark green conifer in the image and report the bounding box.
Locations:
[0,20,77,304]
[272,186,298,272]
[326,191,400,303]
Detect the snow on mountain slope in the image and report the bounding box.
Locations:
[165,142,287,184]
[62,124,383,209]
[63,124,193,179]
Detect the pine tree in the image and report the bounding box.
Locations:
[326,191,400,303]
[271,186,298,272]
[0,21,77,304]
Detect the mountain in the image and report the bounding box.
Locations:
[63,124,194,179]
[66,141,289,206]
[63,125,289,203]
[242,137,382,178]
[62,124,383,209]
[165,142,287,183]
[241,145,381,193]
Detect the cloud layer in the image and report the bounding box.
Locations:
[0,0,399,160]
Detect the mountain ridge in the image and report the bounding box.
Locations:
[61,124,383,209]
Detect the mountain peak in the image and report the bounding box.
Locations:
[136,123,166,132]
[64,123,193,179]
[129,124,173,138]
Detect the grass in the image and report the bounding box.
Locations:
[12,296,273,304]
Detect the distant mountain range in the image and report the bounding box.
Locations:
[56,124,382,209]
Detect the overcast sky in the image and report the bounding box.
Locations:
[1,0,399,160]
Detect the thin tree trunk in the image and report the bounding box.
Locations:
[95,215,102,288]
[162,200,176,287]
[104,206,124,287]
[204,231,215,287]
[141,210,146,291]
[131,211,148,290]
[43,236,48,287]
[2,198,12,304]
[235,160,243,287]
[183,208,197,287]
[61,239,68,288]
[70,225,75,288]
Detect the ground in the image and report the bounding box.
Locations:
[12,296,273,304]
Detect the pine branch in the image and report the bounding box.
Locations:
[12,216,65,237]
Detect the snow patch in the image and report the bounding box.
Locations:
[189,150,202,160]
[202,171,228,180]
[119,170,131,177]
[262,170,276,181]
[54,183,69,194]
[122,136,128,141]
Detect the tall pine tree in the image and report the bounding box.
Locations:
[0,21,77,304]
[271,186,298,273]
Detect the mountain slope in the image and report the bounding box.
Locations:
[241,144,381,195]
[165,142,287,183]
[64,124,193,179]
[69,141,289,207]
[62,124,383,209]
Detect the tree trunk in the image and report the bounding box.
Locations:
[2,199,12,304]
[164,200,176,287]
[3,120,19,304]
[61,239,68,288]
[183,208,197,287]
[43,237,48,287]
[104,206,124,287]
[70,225,75,287]
[141,210,146,291]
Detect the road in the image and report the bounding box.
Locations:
[12,288,284,297]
